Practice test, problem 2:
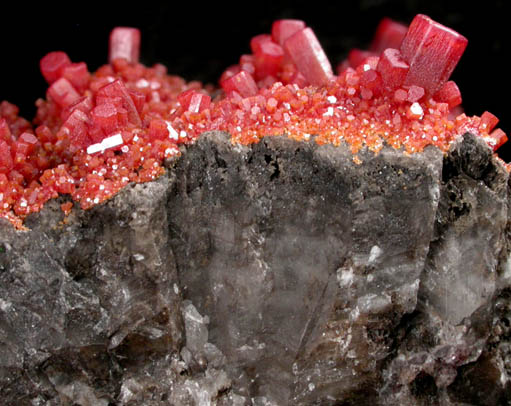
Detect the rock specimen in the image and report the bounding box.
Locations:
[1,13,510,406]
[1,131,510,405]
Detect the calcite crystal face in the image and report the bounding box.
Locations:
[1,132,510,405]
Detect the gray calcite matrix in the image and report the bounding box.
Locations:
[1,132,510,405]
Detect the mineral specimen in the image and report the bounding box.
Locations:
[0,13,510,406]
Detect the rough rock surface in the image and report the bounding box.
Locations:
[0,131,510,405]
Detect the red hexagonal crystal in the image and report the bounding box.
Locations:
[0,140,13,174]
[148,119,170,141]
[489,128,508,151]
[62,62,90,92]
[109,27,141,64]
[47,78,80,108]
[433,80,461,108]
[61,96,93,121]
[219,65,242,86]
[283,27,333,86]
[96,79,142,126]
[348,49,375,69]
[17,133,39,155]
[250,34,273,54]
[0,119,12,143]
[406,85,425,102]
[480,111,499,132]
[178,90,211,113]
[271,19,306,46]
[40,51,72,84]
[91,103,125,136]
[376,48,409,89]
[370,18,408,53]
[400,14,468,95]
[221,71,258,98]
[253,40,284,80]
[239,55,256,75]
[60,109,92,151]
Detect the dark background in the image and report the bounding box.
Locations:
[1,1,510,160]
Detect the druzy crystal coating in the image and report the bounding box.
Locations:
[0,15,507,228]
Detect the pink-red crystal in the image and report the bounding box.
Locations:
[433,80,462,108]
[370,18,408,53]
[376,48,409,89]
[400,14,468,95]
[47,78,80,108]
[178,89,211,113]
[348,49,375,69]
[283,27,333,86]
[0,140,13,173]
[489,128,508,151]
[480,111,499,132]
[271,19,306,46]
[62,62,90,92]
[253,40,284,80]
[40,51,72,84]
[96,79,142,126]
[109,27,141,64]
[0,19,507,229]
[221,70,258,97]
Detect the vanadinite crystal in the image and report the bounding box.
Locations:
[0,15,507,228]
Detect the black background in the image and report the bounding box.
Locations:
[1,1,509,160]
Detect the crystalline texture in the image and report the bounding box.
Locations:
[0,140,13,173]
[480,111,499,132]
[376,48,409,89]
[400,14,468,95]
[40,51,71,84]
[271,19,306,46]
[96,79,142,126]
[62,62,90,92]
[221,70,258,97]
[348,48,374,69]
[433,80,462,108]
[489,128,508,151]
[47,77,80,108]
[178,89,211,113]
[253,39,284,80]
[109,27,141,64]
[283,27,333,86]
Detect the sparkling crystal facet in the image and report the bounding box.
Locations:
[400,14,468,95]
[283,27,333,86]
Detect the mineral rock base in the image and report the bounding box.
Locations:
[1,133,510,405]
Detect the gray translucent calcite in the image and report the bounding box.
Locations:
[1,132,510,405]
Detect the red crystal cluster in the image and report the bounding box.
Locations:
[0,15,507,229]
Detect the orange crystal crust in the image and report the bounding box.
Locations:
[0,16,507,229]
